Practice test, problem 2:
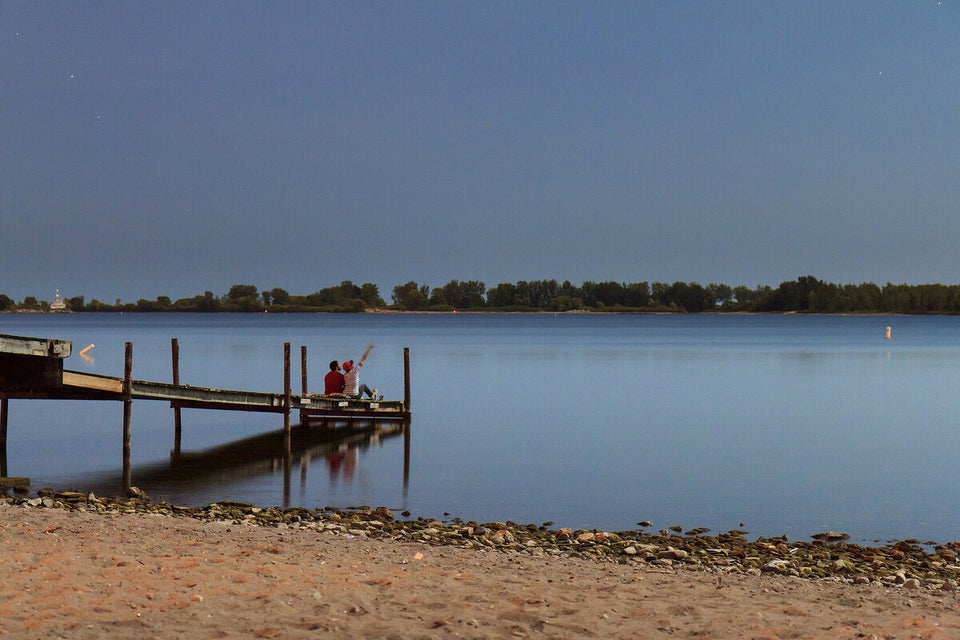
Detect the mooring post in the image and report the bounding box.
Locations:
[171,338,182,454]
[403,420,410,496]
[0,397,8,448]
[1,397,8,478]
[122,342,133,493]
[300,345,308,395]
[283,342,291,433]
[300,345,308,424]
[403,347,411,416]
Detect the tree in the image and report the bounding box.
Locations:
[486,282,516,308]
[392,281,429,310]
[706,283,733,309]
[623,282,650,308]
[360,283,385,307]
[732,286,757,310]
[67,295,85,312]
[650,282,669,307]
[174,291,222,312]
[428,287,448,307]
[227,284,259,300]
[86,298,110,311]
[338,280,361,302]
[0,294,13,311]
[267,287,291,306]
[438,279,486,309]
[135,298,160,311]
[549,295,585,311]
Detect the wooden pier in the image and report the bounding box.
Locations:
[0,333,411,492]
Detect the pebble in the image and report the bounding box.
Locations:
[5,491,960,592]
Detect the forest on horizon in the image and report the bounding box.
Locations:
[5,275,960,315]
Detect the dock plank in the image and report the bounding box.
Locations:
[62,371,123,393]
[0,334,71,358]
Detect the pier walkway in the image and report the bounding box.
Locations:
[0,333,411,490]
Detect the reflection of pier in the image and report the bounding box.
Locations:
[0,334,412,494]
[142,420,409,506]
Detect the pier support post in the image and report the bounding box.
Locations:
[0,397,7,448]
[1,397,8,478]
[283,343,291,434]
[300,345,308,424]
[403,347,411,416]
[403,420,410,496]
[171,338,182,454]
[122,342,133,493]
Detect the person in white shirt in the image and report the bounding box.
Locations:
[342,343,381,400]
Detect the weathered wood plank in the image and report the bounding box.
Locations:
[62,371,124,393]
[0,334,71,358]
[0,353,64,389]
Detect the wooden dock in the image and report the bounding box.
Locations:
[52,369,409,421]
[0,333,411,492]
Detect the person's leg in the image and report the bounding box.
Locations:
[359,383,374,398]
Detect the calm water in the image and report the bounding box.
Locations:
[2,312,960,545]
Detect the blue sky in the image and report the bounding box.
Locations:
[2,1,959,303]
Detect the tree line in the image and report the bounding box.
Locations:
[5,276,960,314]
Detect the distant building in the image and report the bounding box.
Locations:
[49,290,68,312]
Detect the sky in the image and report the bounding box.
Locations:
[2,1,959,304]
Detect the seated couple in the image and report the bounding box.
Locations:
[323,343,382,400]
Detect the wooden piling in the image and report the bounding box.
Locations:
[283,343,291,433]
[171,338,182,454]
[300,346,308,395]
[300,345,308,425]
[403,347,411,415]
[403,420,410,494]
[122,342,133,492]
[0,397,7,478]
[0,397,7,449]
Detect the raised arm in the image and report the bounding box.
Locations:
[359,343,375,365]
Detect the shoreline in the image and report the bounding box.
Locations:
[7,490,960,589]
[3,493,960,639]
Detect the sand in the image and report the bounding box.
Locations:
[2,503,959,639]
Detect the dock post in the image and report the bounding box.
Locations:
[122,342,133,493]
[283,342,291,433]
[402,346,411,493]
[171,338,182,454]
[300,345,308,424]
[0,397,7,449]
[403,420,410,496]
[403,347,411,416]
[1,397,8,478]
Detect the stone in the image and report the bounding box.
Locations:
[659,547,688,561]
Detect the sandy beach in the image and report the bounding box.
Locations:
[2,499,960,640]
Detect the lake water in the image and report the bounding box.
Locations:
[2,312,960,545]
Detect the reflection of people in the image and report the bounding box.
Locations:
[324,360,344,395]
[326,447,357,485]
[343,343,380,400]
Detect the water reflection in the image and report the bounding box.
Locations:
[68,421,410,508]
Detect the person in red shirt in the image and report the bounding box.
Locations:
[324,360,345,394]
